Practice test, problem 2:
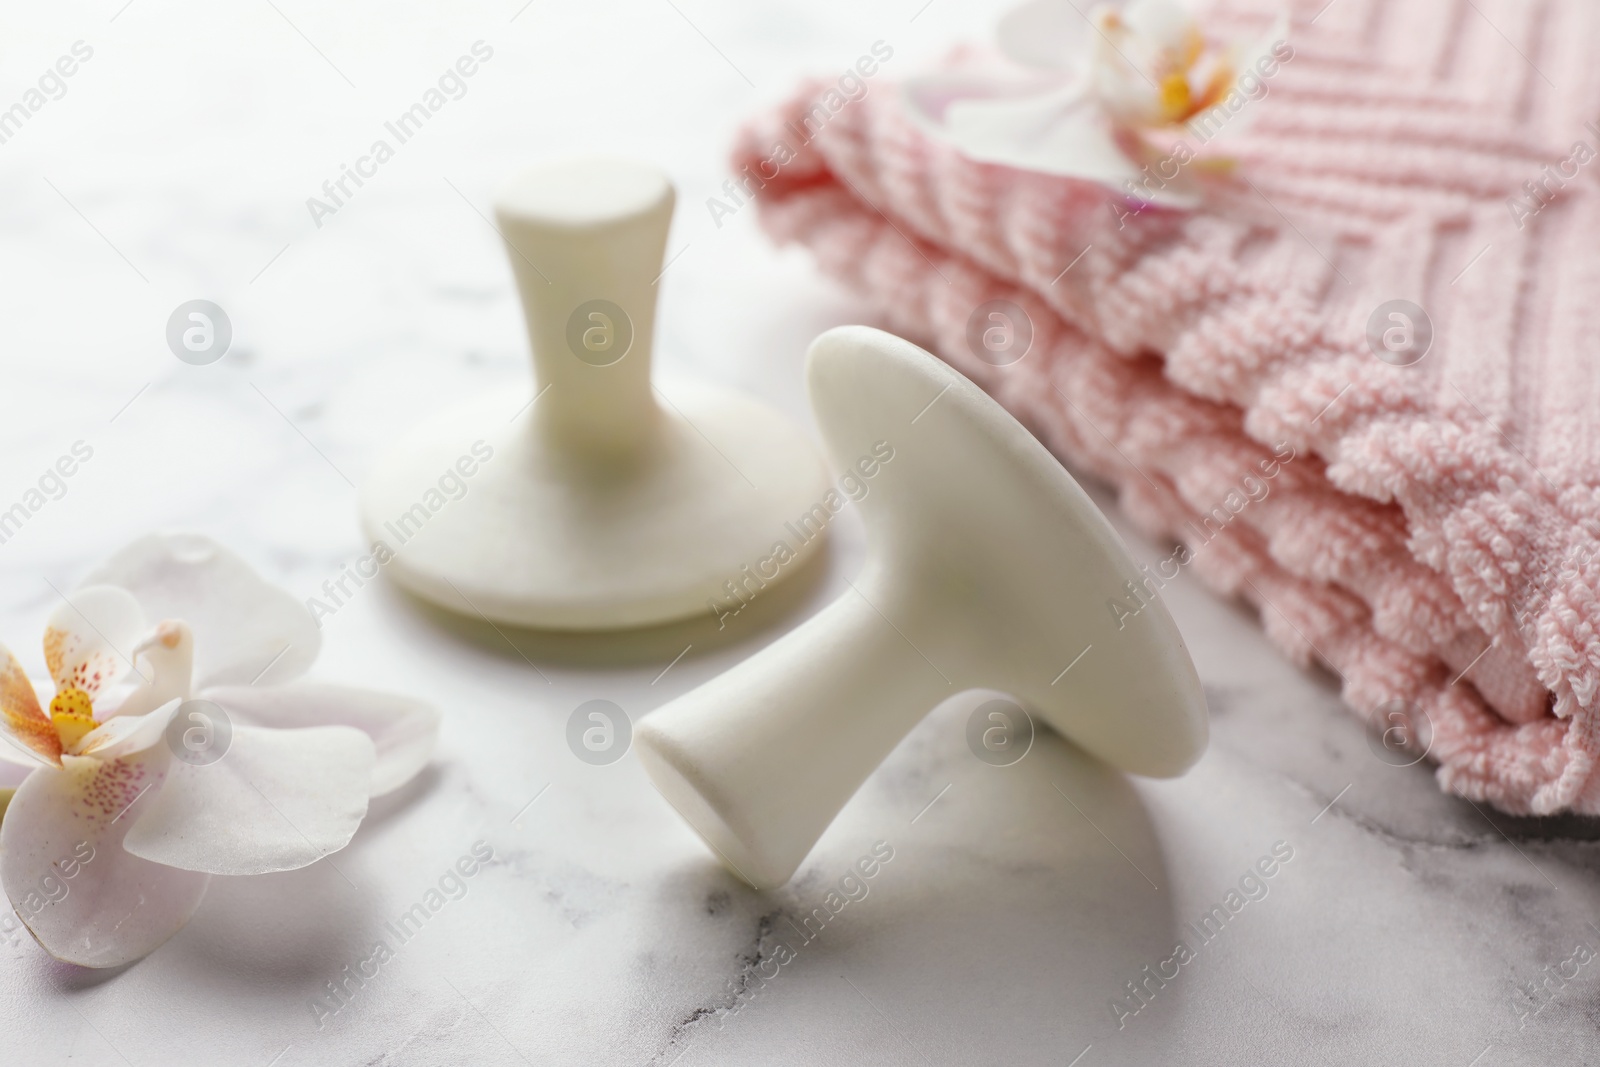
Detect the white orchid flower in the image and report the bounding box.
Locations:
[0,533,438,968]
[904,0,1290,206]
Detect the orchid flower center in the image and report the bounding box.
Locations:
[1091,2,1236,128]
[1159,71,1192,120]
[44,618,193,757]
[48,687,96,749]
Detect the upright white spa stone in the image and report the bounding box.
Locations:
[636,326,1209,888]
[359,159,830,629]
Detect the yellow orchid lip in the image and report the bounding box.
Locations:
[49,687,98,751]
[1159,71,1192,121]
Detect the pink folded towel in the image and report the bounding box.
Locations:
[736,0,1600,814]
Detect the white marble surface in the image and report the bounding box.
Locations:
[2,1,1598,1064]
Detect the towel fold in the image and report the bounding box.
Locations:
[734,0,1600,814]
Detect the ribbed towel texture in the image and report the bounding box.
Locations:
[735,0,1600,813]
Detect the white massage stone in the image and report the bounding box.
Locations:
[636,326,1209,888]
[360,159,830,629]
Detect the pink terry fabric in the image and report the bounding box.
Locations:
[735,0,1600,814]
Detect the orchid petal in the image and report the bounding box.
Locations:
[121,723,374,875]
[996,0,1086,71]
[908,68,1200,207]
[203,684,438,797]
[1122,0,1200,56]
[903,74,1025,130]
[0,749,209,968]
[0,732,52,771]
[940,85,1128,178]
[43,586,146,700]
[0,647,58,766]
[75,699,183,761]
[939,88,1200,205]
[82,532,319,689]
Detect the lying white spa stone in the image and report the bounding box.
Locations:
[636,326,1208,888]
